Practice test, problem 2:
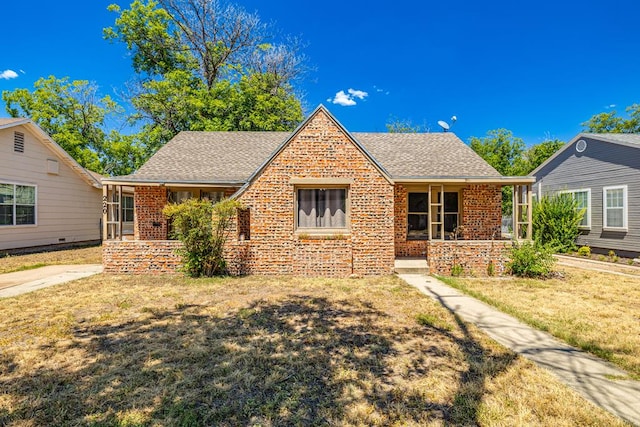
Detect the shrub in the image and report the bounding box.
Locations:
[451,264,464,277]
[533,194,584,253]
[163,198,242,277]
[507,241,555,278]
[577,245,591,257]
[487,260,495,276]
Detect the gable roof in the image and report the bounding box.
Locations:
[232,105,393,197]
[0,118,102,188]
[530,132,640,177]
[104,105,531,186]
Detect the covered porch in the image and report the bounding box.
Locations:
[394,177,535,276]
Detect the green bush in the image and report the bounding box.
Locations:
[577,245,591,257]
[533,194,584,253]
[163,198,242,277]
[507,241,555,278]
[451,264,463,277]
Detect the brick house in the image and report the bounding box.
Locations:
[102,105,534,276]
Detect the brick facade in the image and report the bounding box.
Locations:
[104,115,509,277]
[427,240,512,276]
[226,109,395,277]
[462,184,502,240]
[102,240,182,274]
[135,187,168,240]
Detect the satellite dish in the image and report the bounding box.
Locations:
[438,115,458,132]
[438,120,450,131]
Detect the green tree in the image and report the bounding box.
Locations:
[105,0,305,151]
[519,139,565,174]
[1,76,131,174]
[469,129,525,214]
[469,129,525,176]
[386,117,426,133]
[582,104,640,133]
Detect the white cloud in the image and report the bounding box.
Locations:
[0,69,18,80]
[329,88,368,107]
[606,104,616,109]
[348,88,368,99]
[331,90,357,106]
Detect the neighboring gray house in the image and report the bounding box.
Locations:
[532,133,640,257]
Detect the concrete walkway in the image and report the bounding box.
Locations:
[0,264,103,298]
[399,273,640,426]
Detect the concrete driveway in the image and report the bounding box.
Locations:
[0,264,103,298]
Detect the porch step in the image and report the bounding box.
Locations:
[394,257,429,274]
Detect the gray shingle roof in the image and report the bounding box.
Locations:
[119,130,500,184]
[355,132,500,178]
[583,133,640,146]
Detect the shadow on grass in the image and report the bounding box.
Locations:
[0,294,516,426]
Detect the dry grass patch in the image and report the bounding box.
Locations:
[0,245,102,274]
[442,266,640,378]
[0,274,626,426]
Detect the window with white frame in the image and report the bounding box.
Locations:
[0,183,36,226]
[603,185,627,230]
[560,189,591,228]
[296,188,347,230]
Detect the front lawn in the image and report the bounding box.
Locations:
[0,245,102,274]
[441,265,640,379]
[0,274,624,426]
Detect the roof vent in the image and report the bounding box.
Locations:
[14,131,24,153]
[576,139,587,153]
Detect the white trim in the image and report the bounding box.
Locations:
[602,185,627,231]
[559,188,591,229]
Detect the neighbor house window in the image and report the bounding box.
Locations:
[560,189,591,228]
[0,183,36,226]
[297,188,347,230]
[408,192,428,238]
[603,185,627,230]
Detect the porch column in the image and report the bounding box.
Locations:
[102,185,108,241]
[527,184,533,239]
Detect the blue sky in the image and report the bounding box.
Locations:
[1,0,639,146]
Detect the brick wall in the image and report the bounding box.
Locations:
[462,184,502,240]
[394,184,428,257]
[103,240,182,274]
[227,109,395,277]
[135,187,168,240]
[428,240,511,276]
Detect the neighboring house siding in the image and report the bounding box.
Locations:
[227,109,395,277]
[0,126,101,251]
[535,137,640,255]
